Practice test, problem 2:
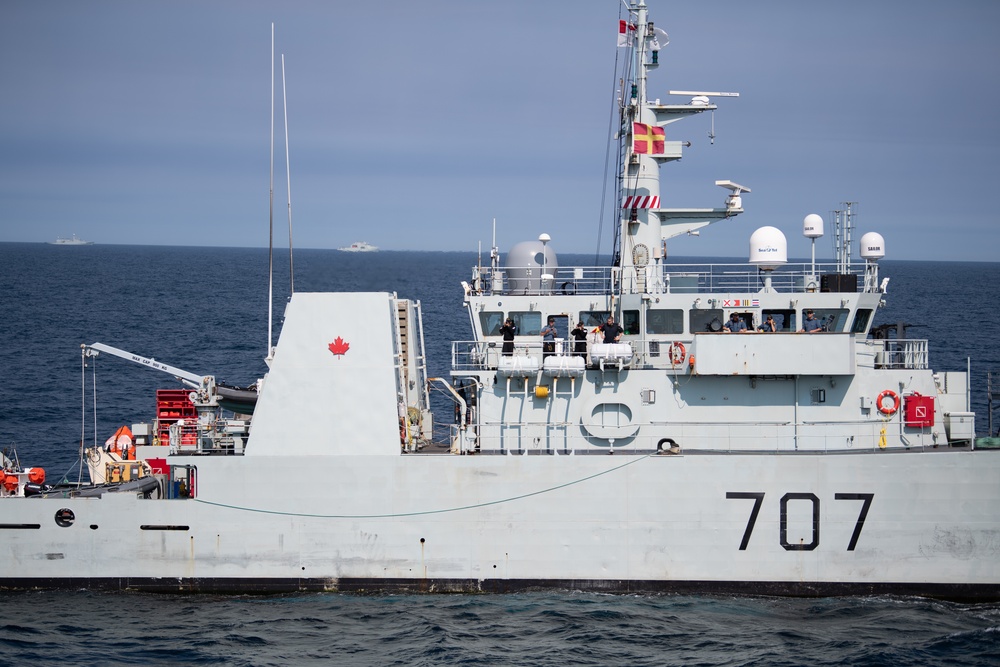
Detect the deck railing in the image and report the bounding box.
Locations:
[876,339,929,370]
[470,261,867,297]
[453,337,930,372]
[452,419,937,454]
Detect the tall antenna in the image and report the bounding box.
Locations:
[281,53,294,295]
[831,202,857,274]
[267,23,275,362]
[832,207,842,270]
[490,218,499,270]
[842,201,855,272]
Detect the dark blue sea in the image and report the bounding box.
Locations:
[0,242,998,666]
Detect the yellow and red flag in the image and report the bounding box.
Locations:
[633,122,665,155]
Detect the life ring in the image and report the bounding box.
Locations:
[876,390,900,415]
[560,281,576,295]
[669,342,686,365]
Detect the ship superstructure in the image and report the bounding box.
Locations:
[450,1,967,458]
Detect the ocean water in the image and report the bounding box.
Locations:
[0,590,998,666]
[0,242,999,665]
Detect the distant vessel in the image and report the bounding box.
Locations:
[50,235,94,246]
[338,241,378,252]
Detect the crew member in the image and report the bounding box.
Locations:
[723,313,747,333]
[499,318,517,355]
[800,309,823,333]
[599,315,624,343]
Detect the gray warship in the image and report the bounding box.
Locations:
[1,0,996,599]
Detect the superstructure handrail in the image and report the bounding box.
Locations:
[472,261,869,296]
[452,338,930,373]
[463,419,942,455]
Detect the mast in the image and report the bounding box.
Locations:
[620,0,665,268]
[618,1,661,275]
[267,23,275,362]
[615,1,747,291]
[282,53,295,295]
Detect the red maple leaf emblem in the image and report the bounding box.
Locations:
[328,337,350,356]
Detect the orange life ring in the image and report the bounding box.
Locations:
[669,342,686,365]
[876,390,900,415]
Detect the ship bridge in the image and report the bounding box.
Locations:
[457,257,932,377]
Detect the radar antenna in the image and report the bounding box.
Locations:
[667,91,739,144]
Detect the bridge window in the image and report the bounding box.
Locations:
[647,309,684,335]
[690,308,724,333]
[809,308,850,333]
[578,310,639,335]
[579,311,610,328]
[622,310,640,335]
[509,311,541,336]
[762,309,796,331]
[851,308,873,334]
[479,311,504,336]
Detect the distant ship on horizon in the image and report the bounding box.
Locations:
[338,241,378,252]
[50,235,94,246]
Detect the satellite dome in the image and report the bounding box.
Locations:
[859,232,885,261]
[749,226,787,270]
[505,240,559,294]
[803,213,824,239]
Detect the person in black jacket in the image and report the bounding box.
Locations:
[599,315,623,343]
[571,321,588,357]
[499,318,516,356]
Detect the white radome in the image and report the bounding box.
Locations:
[859,232,886,260]
[749,226,788,270]
[803,213,824,239]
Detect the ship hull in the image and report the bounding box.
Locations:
[4,449,998,599]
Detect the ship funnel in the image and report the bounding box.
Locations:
[749,226,787,271]
[505,240,559,294]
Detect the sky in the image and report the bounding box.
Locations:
[2,0,998,261]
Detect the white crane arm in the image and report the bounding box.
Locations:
[83,342,206,387]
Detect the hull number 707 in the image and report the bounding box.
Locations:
[726,492,874,551]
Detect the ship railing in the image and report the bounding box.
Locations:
[162,419,201,451]
[629,337,855,371]
[467,419,936,454]
[455,338,931,374]
[875,339,929,370]
[452,339,595,371]
[453,340,488,370]
[471,261,867,297]
[643,419,927,453]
